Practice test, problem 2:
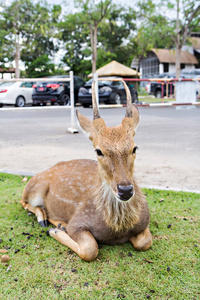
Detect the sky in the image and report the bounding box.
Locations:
[43,0,136,13]
[3,0,135,9]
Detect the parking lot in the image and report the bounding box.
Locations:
[0,105,200,192]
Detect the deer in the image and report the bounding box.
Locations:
[21,80,152,262]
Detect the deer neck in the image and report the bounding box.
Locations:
[93,178,139,233]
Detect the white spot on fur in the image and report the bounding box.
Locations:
[30,194,44,207]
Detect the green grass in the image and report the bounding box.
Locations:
[138,96,176,103]
[0,173,199,299]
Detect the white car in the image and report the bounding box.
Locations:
[0,81,35,107]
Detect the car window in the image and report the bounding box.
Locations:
[112,81,123,87]
[74,77,85,86]
[20,82,34,88]
[87,79,113,85]
[0,82,14,88]
[98,80,112,85]
[87,79,93,84]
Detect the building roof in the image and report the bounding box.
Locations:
[0,67,15,73]
[152,49,198,64]
[88,60,139,78]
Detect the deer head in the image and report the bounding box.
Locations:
[76,80,139,202]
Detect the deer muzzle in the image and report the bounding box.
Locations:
[117,184,134,201]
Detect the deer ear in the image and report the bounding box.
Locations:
[76,110,93,134]
[122,104,140,136]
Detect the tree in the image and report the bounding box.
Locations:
[21,3,61,76]
[136,0,200,78]
[133,0,175,64]
[98,5,137,67]
[26,54,55,78]
[0,0,31,78]
[174,0,200,78]
[0,0,61,78]
[60,3,137,76]
[58,13,92,77]
[74,0,112,74]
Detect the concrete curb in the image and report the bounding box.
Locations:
[0,102,200,111]
[99,102,200,108]
[1,169,200,194]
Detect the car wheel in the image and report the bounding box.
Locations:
[0,104,3,108]
[114,93,121,104]
[16,96,25,107]
[132,92,138,103]
[60,93,70,105]
[155,90,162,98]
[82,104,90,108]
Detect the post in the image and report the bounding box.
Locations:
[161,82,164,103]
[67,71,78,133]
[176,80,196,110]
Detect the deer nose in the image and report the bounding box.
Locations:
[117,184,134,201]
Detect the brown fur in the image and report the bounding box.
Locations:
[21,83,152,261]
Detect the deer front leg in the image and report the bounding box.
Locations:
[47,228,99,262]
[129,227,152,251]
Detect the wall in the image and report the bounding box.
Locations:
[168,64,195,74]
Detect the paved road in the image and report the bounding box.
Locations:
[0,105,199,192]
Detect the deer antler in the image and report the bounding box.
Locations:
[122,80,133,118]
[92,81,101,119]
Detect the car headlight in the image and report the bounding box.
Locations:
[79,87,87,94]
[99,86,112,93]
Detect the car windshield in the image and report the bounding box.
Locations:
[87,79,113,85]
[0,82,15,88]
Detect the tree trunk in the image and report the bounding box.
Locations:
[175,46,181,79]
[175,0,180,79]
[15,33,20,78]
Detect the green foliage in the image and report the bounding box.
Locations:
[58,13,91,76]
[0,173,200,299]
[25,55,55,78]
[134,0,200,59]
[0,0,200,77]
[60,3,137,75]
[0,0,61,76]
[97,5,137,67]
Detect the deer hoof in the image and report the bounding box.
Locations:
[46,228,55,236]
[39,220,49,227]
[60,226,67,232]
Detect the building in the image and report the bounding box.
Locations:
[0,67,15,79]
[138,48,198,79]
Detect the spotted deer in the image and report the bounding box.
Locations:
[21,80,152,261]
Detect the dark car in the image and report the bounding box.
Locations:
[78,77,138,107]
[32,75,85,106]
[149,73,176,98]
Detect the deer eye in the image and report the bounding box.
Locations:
[95,149,104,156]
[132,146,138,154]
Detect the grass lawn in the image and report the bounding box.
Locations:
[138,96,175,104]
[0,173,199,299]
